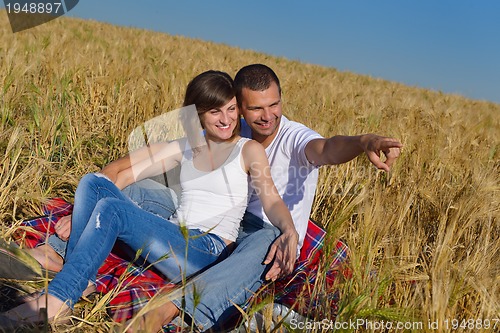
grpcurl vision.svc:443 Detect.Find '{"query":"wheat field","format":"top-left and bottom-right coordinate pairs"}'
top-left (0, 13), bottom-right (499, 332)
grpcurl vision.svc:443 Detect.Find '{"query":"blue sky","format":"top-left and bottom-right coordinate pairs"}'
top-left (3, 1), bottom-right (499, 104)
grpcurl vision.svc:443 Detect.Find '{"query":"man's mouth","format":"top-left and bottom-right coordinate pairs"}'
top-left (255, 121), bottom-right (272, 129)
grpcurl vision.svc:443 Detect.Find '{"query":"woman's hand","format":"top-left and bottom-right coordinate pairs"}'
top-left (264, 230), bottom-right (298, 281)
top-left (55, 215), bottom-right (72, 241)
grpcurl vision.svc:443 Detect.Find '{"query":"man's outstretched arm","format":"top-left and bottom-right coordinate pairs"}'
top-left (305, 134), bottom-right (402, 171)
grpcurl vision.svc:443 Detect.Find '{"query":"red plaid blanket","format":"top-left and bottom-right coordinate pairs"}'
top-left (15, 198), bottom-right (349, 323)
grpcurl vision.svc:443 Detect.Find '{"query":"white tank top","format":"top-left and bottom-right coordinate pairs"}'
top-left (171, 138), bottom-right (250, 242)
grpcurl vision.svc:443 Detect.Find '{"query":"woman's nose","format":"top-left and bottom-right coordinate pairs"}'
top-left (220, 111), bottom-right (230, 124)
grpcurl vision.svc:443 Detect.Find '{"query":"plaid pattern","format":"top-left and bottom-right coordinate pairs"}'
top-left (16, 198), bottom-right (73, 248)
top-left (270, 238), bottom-right (349, 318)
top-left (15, 198), bottom-right (349, 325)
top-left (92, 252), bottom-right (176, 322)
top-left (249, 221), bottom-right (350, 320)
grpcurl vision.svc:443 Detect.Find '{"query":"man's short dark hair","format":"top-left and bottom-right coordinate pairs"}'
top-left (234, 64), bottom-right (281, 104)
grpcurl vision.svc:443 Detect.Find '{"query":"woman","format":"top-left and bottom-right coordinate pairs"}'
top-left (1, 70), bottom-right (298, 326)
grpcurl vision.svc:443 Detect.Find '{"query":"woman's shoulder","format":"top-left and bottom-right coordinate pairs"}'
top-left (237, 136), bottom-right (252, 145)
top-left (241, 138), bottom-right (261, 149)
top-left (240, 139), bottom-right (266, 172)
top-left (241, 139), bottom-right (266, 161)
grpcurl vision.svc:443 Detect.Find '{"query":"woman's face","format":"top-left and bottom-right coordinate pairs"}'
top-left (200, 97), bottom-right (238, 142)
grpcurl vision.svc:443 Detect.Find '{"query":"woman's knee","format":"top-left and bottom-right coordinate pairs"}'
top-left (76, 173), bottom-right (113, 195)
top-left (78, 173), bottom-right (103, 188)
top-left (78, 173), bottom-right (95, 188)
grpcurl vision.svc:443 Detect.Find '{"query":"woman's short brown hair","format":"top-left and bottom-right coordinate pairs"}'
top-left (183, 70), bottom-right (240, 138)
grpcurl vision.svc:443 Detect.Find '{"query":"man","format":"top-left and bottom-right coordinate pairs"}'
top-left (3, 64), bottom-right (401, 331)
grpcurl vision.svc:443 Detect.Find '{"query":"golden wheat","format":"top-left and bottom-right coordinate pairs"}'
top-left (1, 12), bottom-right (498, 332)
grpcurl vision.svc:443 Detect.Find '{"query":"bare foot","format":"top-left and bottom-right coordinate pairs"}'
top-left (26, 244), bottom-right (64, 272)
top-left (5, 293), bottom-right (70, 324)
top-left (125, 301), bottom-right (180, 332)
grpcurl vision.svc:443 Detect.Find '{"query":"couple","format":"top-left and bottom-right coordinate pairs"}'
top-left (1, 64), bottom-right (402, 331)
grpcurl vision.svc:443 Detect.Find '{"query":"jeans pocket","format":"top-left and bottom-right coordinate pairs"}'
top-left (188, 230), bottom-right (226, 257)
top-left (206, 233), bottom-right (227, 256)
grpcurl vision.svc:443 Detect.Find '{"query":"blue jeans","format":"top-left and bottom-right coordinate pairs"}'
top-left (170, 212), bottom-right (280, 331)
top-left (47, 173), bottom-right (228, 308)
top-left (46, 178), bottom-right (178, 258)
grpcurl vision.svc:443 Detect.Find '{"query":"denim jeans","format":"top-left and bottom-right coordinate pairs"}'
top-left (46, 178), bottom-right (178, 258)
top-left (170, 212), bottom-right (280, 331)
top-left (47, 173), bottom-right (228, 308)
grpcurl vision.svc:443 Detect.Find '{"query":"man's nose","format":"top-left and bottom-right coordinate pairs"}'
top-left (261, 108), bottom-right (272, 121)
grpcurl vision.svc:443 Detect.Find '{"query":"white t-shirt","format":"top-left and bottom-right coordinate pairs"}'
top-left (241, 116), bottom-right (322, 251)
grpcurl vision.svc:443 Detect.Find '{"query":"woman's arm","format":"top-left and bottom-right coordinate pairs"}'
top-left (104, 141), bottom-right (182, 190)
top-left (242, 140), bottom-right (299, 280)
top-left (101, 142), bottom-right (169, 183)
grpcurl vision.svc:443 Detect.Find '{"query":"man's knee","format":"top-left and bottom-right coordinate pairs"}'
top-left (233, 227), bottom-right (280, 259)
top-left (256, 226), bottom-right (281, 244)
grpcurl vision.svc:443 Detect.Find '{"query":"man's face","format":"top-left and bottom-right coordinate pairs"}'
top-left (239, 81), bottom-right (282, 147)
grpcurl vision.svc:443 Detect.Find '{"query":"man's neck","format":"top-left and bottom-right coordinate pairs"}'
top-left (252, 131), bottom-right (277, 149)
